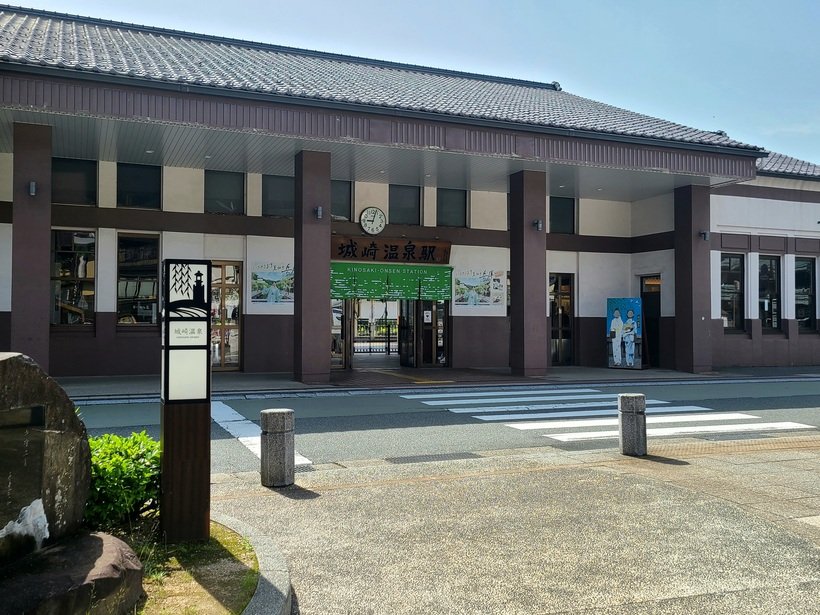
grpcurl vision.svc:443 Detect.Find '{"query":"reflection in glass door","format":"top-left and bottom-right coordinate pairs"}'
top-left (211, 262), bottom-right (241, 370)
top-left (399, 300), bottom-right (415, 367)
top-left (419, 300), bottom-right (449, 367)
top-left (549, 274), bottom-right (573, 366)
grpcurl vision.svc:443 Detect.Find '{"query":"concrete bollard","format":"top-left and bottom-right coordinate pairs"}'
top-left (260, 409), bottom-right (295, 487)
top-left (618, 393), bottom-right (647, 457)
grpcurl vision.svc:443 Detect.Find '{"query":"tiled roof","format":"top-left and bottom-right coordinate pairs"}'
top-left (0, 7), bottom-right (763, 152)
top-left (757, 152), bottom-right (820, 179)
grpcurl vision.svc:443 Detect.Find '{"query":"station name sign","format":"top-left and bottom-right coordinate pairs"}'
top-left (161, 259), bottom-right (212, 404)
top-left (332, 235), bottom-right (451, 264)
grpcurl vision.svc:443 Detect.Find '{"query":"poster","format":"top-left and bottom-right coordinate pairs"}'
top-left (454, 269), bottom-right (505, 307)
top-left (251, 263), bottom-right (294, 303)
top-left (606, 297), bottom-right (642, 370)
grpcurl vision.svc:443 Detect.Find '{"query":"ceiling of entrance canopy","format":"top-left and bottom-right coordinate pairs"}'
top-left (0, 108), bottom-right (724, 202)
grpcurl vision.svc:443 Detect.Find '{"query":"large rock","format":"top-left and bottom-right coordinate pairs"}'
top-left (0, 531), bottom-right (144, 614)
top-left (0, 352), bottom-right (91, 566)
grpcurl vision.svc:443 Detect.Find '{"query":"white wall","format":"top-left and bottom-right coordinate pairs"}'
top-left (163, 167), bottom-right (204, 213)
top-left (423, 186), bottom-right (436, 227)
top-left (0, 154), bottom-right (12, 202)
top-left (0, 224), bottom-right (11, 311)
top-left (247, 173), bottom-right (262, 217)
top-left (631, 250), bottom-right (675, 317)
top-left (162, 232), bottom-right (204, 259)
top-left (354, 182), bottom-right (388, 222)
top-left (95, 228), bottom-right (117, 312)
top-left (577, 252), bottom-right (631, 317)
top-left (204, 234), bottom-right (245, 261)
top-left (578, 198), bottom-right (631, 237)
top-left (632, 193), bottom-right (674, 236)
top-left (745, 176), bottom-right (820, 193)
top-left (470, 190), bottom-right (507, 230)
top-left (712, 194), bottom-right (820, 236)
top-left (710, 251), bottom-right (722, 320)
top-left (98, 161), bottom-right (116, 209)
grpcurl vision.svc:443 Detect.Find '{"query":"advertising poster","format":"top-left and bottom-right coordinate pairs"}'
top-left (454, 269), bottom-right (505, 307)
top-left (251, 263), bottom-right (294, 303)
top-left (606, 297), bottom-right (642, 369)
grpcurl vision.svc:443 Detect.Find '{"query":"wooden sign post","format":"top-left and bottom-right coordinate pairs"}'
top-left (160, 260), bottom-right (212, 543)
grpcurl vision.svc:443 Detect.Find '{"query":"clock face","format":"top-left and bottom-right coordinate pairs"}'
top-left (360, 207), bottom-right (387, 235)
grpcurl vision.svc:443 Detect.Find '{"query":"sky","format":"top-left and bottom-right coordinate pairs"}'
top-left (15, 0), bottom-right (820, 164)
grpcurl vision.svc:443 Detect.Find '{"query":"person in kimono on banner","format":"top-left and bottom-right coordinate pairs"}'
top-left (609, 308), bottom-right (624, 366)
top-left (623, 308), bottom-right (637, 367)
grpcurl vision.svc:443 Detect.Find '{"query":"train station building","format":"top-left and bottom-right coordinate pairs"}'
top-left (1, 6), bottom-right (819, 382)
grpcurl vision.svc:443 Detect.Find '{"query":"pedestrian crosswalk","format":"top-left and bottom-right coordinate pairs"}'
top-left (211, 401), bottom-right (311, 465)
top-left (401, 388), bottom-right (816, 442)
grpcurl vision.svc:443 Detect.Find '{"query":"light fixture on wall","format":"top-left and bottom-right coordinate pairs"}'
top-left (532, 219), bottom-right (544, 231)
top-left (314, 206), bottom-right (323, 220)
top-left (698, 230), bottom-right (711, 241)
top-left (28, 180), bottom-right (37, 197)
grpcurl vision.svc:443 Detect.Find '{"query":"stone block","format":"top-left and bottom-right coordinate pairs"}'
top-left (618, 393), bottom-right (647, 457)
top-left (261, 409), bottom-right (294, 488)
top-left (0, 352), bottom-right (91, 566)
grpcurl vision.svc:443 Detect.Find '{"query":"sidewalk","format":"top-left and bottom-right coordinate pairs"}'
top-left (57, 364), bottom-right (820, 401)
top-left (214, 433), bottom-right (820, 615)
top-left (60, 364), bottom-right (820, 613)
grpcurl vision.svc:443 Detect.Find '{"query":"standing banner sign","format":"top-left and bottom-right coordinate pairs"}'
top-left (160, 259), bottom-right (212, 543)
top-left (162, 260), bottom-right (212, 403)
top-left (607, 297), bottom-right (642, 369)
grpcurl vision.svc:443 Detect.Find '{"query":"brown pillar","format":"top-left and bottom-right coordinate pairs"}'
top-left (509, 170), bottom-right (548, 377)
top-left (11, 123), bottom-right (52, 370)
top-left (294, 151), bottom-right (331, 383)
top-left (674, 185), bottom-right (713, 373)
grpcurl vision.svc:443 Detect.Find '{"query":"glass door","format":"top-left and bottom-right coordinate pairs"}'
top-left (418, 300), bottom-right (449, 367)
top-left (210, 262), bottom-right (241, 370)
top-left (399, 300), bottom-right (416, 367)
top-left (640, 275), bottom-right (661, 368)
top-left (549, 274), bottom-right (573, 366)
top-left (331, 299), bottom-right (344, 369)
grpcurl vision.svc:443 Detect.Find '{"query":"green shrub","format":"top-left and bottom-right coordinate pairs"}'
top-left (85, 431), bottom-right (161, 529)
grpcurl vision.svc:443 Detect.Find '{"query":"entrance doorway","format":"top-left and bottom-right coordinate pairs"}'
top-left (640, 275), bottom-right (661, 367)
top-left (332, 299), bottom-right (400, 369)
top-left (549, 273), bottom-right (573, 366)
top-left (399, 300), bottom-right (449, 367)
top-left (210, 262), bottom-right (241, 370)
top-left (329, 262), bottom-right (453, 370)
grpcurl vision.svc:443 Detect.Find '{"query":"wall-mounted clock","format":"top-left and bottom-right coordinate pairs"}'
top-left (360, 206), bottom-right (387, 235)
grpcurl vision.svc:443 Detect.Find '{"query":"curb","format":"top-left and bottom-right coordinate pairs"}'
top-left (211, 511), bottom-right (292, 615)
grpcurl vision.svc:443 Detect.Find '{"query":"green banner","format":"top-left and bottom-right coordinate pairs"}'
top-left (331, 262), bottom-right (452, 300)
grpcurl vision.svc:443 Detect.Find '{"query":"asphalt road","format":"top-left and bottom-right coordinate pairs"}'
top-left (80, 377), bottom-right (820, 474)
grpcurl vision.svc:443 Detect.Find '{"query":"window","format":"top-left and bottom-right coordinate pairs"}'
top-left (759, 255), bottom-right (781, 330)
top-left (51, 230), bottom-right (95, 325)
top-left (118, 163), bottom-right (161, 209)
top-left (262, 175), bottom-right (294, 217)
top-left (52, 158), bottom-right (97, 205)
top-left (331, 180), bottom-right (352, 220)
top-left (549, 197), bottom-right (575, 234)
top-left (795, 257), bottom-right (816, 331)
top-left (205, 171), bottom-right (244, 214)
top-left (389, 184), bottom-right (420, 225)
top-left (117, 235), bottom-right (159, 325)
top-left (720, 253), bottom-right (744, 330)
top-left (437, 188), bottom-right (467, 227)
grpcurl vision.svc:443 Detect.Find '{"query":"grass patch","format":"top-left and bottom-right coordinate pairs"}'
top-left (115, 517), bottom-right (259, 614)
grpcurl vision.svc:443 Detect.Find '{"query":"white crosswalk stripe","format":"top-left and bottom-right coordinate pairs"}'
top-left (420, 388), bottom-right (817, 442)
top-left (211, 401), bottom-right (311, 465)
